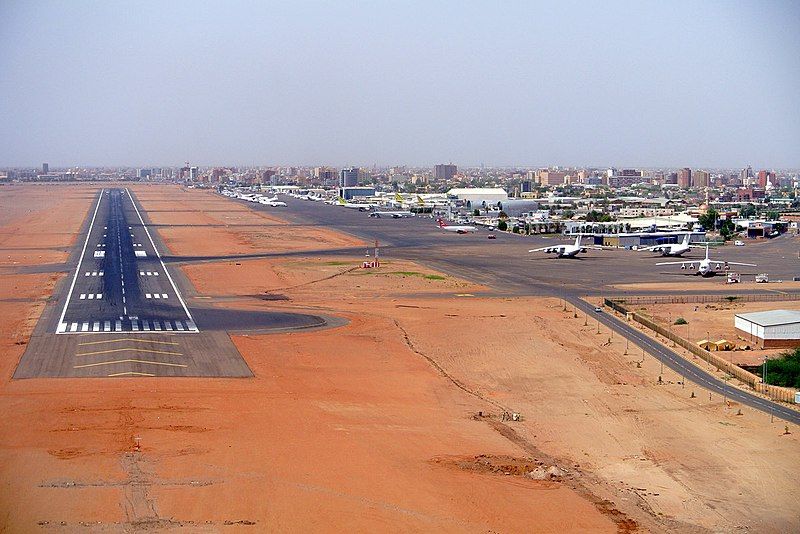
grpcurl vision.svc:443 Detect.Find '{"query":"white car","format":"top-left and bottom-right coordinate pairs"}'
top-left (734, 240), bottom-right (745, 246)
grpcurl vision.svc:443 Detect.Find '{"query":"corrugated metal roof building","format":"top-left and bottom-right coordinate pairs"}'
top-left (735, 310), bottom-right (800, 349)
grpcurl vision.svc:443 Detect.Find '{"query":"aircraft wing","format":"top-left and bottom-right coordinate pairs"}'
top-left (529, 246), bottom-right (562, 253)
top-left (709, 261), bottom-right (757, 267)
top-left (656, 260), bottom-right (698, 266)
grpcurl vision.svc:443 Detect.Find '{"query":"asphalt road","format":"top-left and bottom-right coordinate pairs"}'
top-left (269, 196), bottom-right (800, 296)
top-left (252, 194), bottom-right (800, 423)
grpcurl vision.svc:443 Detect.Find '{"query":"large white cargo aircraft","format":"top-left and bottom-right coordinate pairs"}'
top-left (529, 235), bottom-right (593, 258)
top-left (436, 218), bottom-right (477, 234)
top-left (656, 245), bottom-right (755, 277)
top-left (640, 233), bottom-right (692, 256)
top-left (370, 211), bottom-right (415, 218)
top-left (336, 198), bottom-right (375, 211)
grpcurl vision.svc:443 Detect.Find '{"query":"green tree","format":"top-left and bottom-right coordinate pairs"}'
top-left (473, 208), bottom-right (480, 216)
top-left (765, 210), bottom-right (779, 221)
top-left (497, 220), bottom-right (508, 231)
top-left (562, 209), bottom-right (575, 220)
top-left (697, 208), bottom-right (718, 231)
top-left (739, 203), bottom-right (756, 218)
top-left (764, 349), bottom-right (800, 388)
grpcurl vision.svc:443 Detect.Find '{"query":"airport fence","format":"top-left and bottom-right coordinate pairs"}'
top-left (607, 293), bottom-right (800, 306)
top-left (606, 298), bottom-right (798, 404)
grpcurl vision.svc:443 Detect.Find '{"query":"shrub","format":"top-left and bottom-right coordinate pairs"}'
top-left (674, 317), bottom-right (687, 325)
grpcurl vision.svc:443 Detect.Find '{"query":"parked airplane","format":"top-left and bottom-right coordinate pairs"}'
top-left (529, 235), bottom-right (598, 258)
top-left (656, 245), bottom-right (756, 277)
top-left (337, 198), bottom-right (374, 211)
top-left (640, 233), bottom-right (693, 256)
top-left (370, 211), bottom-right (415, 218)
top-left (259, 197), bottom-right (287, 207)
top-left (437, 218), bottom-right (477, 234)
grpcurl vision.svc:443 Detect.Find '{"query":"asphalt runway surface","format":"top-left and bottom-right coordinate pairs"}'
top-left (251, 195), bottom-right (800, 424)
top-left (267, 196), bottom-right (800, 297)
top-left (14, 188), bottom-right (330, 378)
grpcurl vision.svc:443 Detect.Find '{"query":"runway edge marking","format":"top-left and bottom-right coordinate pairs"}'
top-left (125, 187), bottom-right (199, 332)
top-left (56, 189), bottom-right (104, 334)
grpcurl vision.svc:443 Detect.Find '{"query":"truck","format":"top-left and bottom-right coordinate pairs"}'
top-left (726, 272), bottom-right (741, 284)
top-left (755, 273), bottom-right (769, 283)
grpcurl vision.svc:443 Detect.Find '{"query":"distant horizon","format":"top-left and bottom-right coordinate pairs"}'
top-left (2, 1), bottom-right (799, 168)
top-left (4, 162), bottom-right (800, 172)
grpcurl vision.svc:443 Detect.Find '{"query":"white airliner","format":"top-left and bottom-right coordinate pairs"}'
top-left (437, 218), bottom-right (477, 234)
top-left (370, 211), bottom-right (415, 218)
top-left (656, 245), bottom-right (756, 277)
top-left (529, 235), bottom-right (592, 258)
top-left (259, 197), bottom-right (287, 207)
top-left (640, 233), bottom-right (692, 256)
top-left (337, 198), bottom-right (374, 211)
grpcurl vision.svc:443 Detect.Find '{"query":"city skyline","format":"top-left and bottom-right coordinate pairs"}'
top-left (1, 1), bottom-right (799, 168)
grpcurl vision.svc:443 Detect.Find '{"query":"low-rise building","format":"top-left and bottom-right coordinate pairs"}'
top-left (735, 310), bottom-right (800, 349)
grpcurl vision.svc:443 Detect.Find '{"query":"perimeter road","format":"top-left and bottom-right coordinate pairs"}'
top-left (569, 296), bottom-right (800, 425)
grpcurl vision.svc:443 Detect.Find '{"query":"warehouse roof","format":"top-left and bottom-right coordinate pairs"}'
top-left (735, 310), bottom-right (800, 327)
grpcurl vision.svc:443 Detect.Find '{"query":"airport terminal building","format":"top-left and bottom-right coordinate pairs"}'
top-left (735, 310), bottom-right (800, 349)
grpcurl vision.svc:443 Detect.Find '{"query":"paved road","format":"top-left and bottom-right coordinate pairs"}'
top-left (570, 297), bottom-right (800, 425)
top-left (250, 194), bottom-right (800, 423)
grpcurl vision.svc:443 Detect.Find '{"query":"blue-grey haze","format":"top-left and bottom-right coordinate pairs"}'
top-left (1, 1), bottom-right (798, 168)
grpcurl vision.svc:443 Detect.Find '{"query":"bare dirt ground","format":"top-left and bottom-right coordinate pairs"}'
top-left (1, 184), bottom-right (798, 532)
top-left (0, 185), bottom-right (616, 532)
top-left (634, 300), bottom-right (800, 366)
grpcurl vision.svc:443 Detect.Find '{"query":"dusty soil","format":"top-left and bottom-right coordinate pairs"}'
top-left (1, 183), bottom-right (798, 532)
top-left (0, 184), bottom-right (616, 533)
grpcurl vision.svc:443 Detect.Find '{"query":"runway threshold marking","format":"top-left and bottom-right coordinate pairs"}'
top-left (77, 338), bottom-right (179, 346)
top-left (76, 348), bottom-right (183, 356)
top-left (56, 189), bottom-right (104, 333)
top-left (126, 187), bottom-right (198, 330)
top-left (74, 359), bottom-right (188, 369)
top-left (108, 371), bottom-right (156, 377)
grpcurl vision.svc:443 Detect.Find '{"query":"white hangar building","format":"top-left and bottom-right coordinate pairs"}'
top-left (735, 310), bottom-right (800, 349)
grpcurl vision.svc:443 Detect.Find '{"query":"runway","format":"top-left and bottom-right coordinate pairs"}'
top-left (14, 188), bottom-right (331, 378)
top-left (55, 188), bottom-right (197, 334)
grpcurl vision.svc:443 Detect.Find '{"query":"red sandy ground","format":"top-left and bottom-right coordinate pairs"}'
top-left (0, 185), bottom-right (618, 532)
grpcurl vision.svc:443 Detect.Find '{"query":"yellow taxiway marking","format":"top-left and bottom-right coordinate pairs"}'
top-left (74, 359), bottom-right (188, 369)
top-left (455, 293), bottom-right (474, 297)
top-left (107, 371), bottom-right (156, 377)
top-left (76, 348), bottom-right (183, 357)
top-left (78, 338), bottom-right (179, 347)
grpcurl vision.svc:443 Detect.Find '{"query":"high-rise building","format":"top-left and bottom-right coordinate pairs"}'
top-left (189, 167), bottom-right (198, 181)
top-left (693, 170), bottom-right (709, 188)
top-left (339, 167), bottom-right (359, 187)
top-left (434, 164), bottom-right (457, 181)
top-left (537, 169), bottom-right (567, 186)
top-left (677, 168), bottom-right (692, 188)
top-left (42, 163), bottom-right (49, 174)
top-left (757, 170), bottom-right (776, 188)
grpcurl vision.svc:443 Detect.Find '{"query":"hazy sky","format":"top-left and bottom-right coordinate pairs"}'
top-left (1, 1), bottom-right (798, 168)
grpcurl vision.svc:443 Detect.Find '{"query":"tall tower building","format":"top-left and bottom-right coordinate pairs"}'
top-left (434, 164), bottom-right (457, 181)
top-left (677, 168), bottom-right (692, 188)
top-left (339, 167), bottom-right (359, 187)
top-left (42, 163), bottom-right (49, 174)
